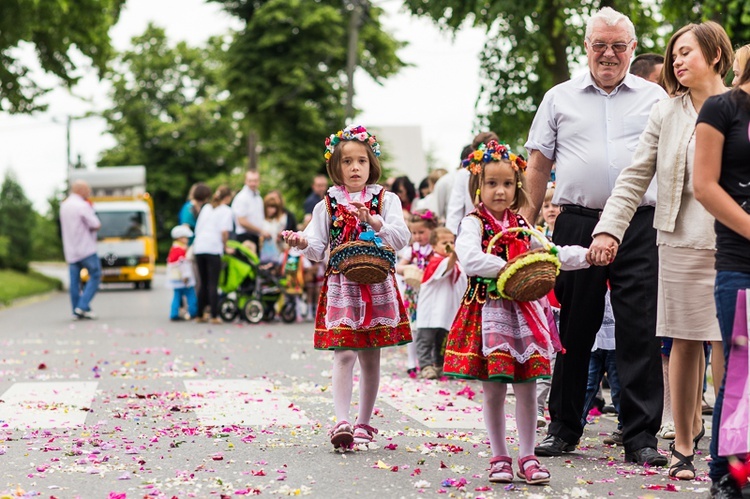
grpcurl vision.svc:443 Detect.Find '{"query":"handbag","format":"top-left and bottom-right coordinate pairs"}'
top-left (718, 289), bottom-right (750, 457)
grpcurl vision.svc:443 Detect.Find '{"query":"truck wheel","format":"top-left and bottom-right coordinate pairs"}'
top-left (219, 297), bottom-right (239, 322)
top-left (143, 280), bottom-right (152, 290)
top-left (243, 300), bottom-right (264, 324)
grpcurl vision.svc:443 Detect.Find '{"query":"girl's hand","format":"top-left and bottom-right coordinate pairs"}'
top-left (281, 230), bottom-right (308, 250)
top-left (351, 202), bottom-right (383, 231)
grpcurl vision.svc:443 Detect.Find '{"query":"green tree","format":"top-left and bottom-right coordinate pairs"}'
top-left (0, 0), bottom-right (124, 113)
top-left (98, 24), bottom-right (245, 254)
top-left (662, 1), bottom-right (750, 46)
top-left (213, 0), bottom-right (408, 205)
top-left (402, 1), bottom-right (664, 148)
top-left (0, 171), bottom-right (35, 271)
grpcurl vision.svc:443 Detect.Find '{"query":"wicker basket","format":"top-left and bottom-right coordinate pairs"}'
top-left (329, 240), bottom-right (396, 284)
top-left (489, 227), bottom-right (561, 302)
top-left (403, 265), bottom-right (424, 290)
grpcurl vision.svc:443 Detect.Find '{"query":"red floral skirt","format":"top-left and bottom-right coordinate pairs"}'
top-left (443, 299), bottom-right (550, 383)
top-left (313, 274), bottom-right (412, 350)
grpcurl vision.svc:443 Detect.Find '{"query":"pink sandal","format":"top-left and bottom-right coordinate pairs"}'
top-left (328, 420), bottom-right (353, 449)
top-left (353, 423), bottom-right (378, 444)
top-left (488, 455), bottom-right (513, 483)
top-left (516, 455), bottom-right (551, 485)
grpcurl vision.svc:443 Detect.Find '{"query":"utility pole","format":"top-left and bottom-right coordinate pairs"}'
top-left (345, 0), bottom-right (364, 122)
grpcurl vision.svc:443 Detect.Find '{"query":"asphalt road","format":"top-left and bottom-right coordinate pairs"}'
top-left (0, 264), bottom-right (714, 498)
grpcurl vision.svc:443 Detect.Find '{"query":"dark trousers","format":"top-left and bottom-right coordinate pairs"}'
top-left (549, 207), bottom-right (662, 453)
top-left (416, 328), bottom-right (448, 368)
top-left (195, 253), bottom-right (222, 318)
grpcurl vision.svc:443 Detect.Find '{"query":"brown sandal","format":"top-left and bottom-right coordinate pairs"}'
top-left (488, 456), bottom-right (514, 483)
top-left (353, 423), bottom-right (378, 444)
top-left (517, 455), bottom-right (551, 485)
top-left (328, 420), bottom-right (353, 449)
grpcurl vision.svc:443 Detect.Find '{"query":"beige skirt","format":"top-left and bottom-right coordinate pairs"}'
top-left (656, 245), bottom-right (721, 341)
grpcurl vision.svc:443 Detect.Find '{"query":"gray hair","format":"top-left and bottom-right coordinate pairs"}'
top-left (586, 7), bottom-right (636, 41)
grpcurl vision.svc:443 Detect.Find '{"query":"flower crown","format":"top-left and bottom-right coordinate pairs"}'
top-left (461, 140), bottom-right (527, 175)
top-left (324, 124), bottom-right (381, 163)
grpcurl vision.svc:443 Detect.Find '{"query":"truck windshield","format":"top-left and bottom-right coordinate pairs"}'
top-left (97, 210), bottom-right (151, 239)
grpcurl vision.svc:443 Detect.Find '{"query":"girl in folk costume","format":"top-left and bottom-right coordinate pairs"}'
top-left (282, 125), bottom-right (412, 449)
top-left (443, 141), bottom-right (589, 485)
top-left (396, 210), bottom-right (438, 376)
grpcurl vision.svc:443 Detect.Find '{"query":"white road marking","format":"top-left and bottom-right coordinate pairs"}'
top-left (379, 379), bottom-right (504, 430)
top-left (184, 379), bottom-right (310, 427)
top-left (0, 381), bottom-right (98, 429)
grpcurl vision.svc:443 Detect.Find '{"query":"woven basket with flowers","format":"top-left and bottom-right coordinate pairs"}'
top-left (329, 229), bottom-right (396, 284)
top-left (489, 227), bottom-right (561, 302)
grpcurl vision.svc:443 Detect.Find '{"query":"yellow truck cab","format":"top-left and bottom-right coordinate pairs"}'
top-left (69, 166), bottom-right (157, 289)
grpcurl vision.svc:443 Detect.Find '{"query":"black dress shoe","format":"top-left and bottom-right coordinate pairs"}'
top-left (625, 446), bottom-right (668, 467)
top-left (534, 434), bottom-right (577, 456)
top-left (710, 473), bottom-right (743, 499)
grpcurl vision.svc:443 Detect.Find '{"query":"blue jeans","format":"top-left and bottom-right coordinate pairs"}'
top-left (709, 270), bottom-right (750, 483)
top-left (581, 348), bottom-right (622, 430)
top-left (68, 253), bottom-right (101, 314)
top-left (171, 287), bottom-right (198, 319)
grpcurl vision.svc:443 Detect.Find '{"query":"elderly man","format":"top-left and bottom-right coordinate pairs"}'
top-left (232, 170), bottom-right (267, 248)
top-left (522, 7), bottom-right (668, 466)
top-left (60, 180), bottom-right (102, 320)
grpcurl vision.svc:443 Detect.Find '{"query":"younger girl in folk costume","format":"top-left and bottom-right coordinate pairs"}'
top-left (396, 210), bottom-right (438, 376)
top-left (443, 141), bottom-right (589, 485)
top-left (282, 125), bottom-right (412, 449)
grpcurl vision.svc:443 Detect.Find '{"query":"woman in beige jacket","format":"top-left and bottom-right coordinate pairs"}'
top-left (588, 22), bottom-right (732, 480)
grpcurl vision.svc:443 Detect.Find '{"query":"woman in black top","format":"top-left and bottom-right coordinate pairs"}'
top-left (694, 59), bottom-right (750, 499)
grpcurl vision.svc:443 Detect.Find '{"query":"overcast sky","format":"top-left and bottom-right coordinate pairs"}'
top-left (0, 0), bottom-right (488, 213)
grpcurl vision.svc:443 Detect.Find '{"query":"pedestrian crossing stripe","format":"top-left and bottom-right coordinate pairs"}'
top-left (184, 379), bottom-right (310, 427)
top-left (0, 379), bottom-right (499, 431)
top-left (0, 381), bottom-right (98, 429)
top-left (378, 378), bottom-right (492, 430)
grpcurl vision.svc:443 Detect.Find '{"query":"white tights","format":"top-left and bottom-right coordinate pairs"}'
top-left (483, 381), bottom-right (538, 458)
top-left (332, 349), bottom-right (381, 425)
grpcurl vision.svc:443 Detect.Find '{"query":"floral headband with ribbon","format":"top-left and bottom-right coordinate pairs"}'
top-left (324, 124), bottom-right (381, 164)
top-left (461, 140), bottom-right (527, 175)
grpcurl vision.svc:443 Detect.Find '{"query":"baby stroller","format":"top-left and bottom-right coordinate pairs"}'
top-left (219, 240), bottom-right (297, 324)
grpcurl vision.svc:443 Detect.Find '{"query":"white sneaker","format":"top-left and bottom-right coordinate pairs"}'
top-left (537, 408), bottom-right (547, 428)
top-left (74, 308), bottom-right (97, 320)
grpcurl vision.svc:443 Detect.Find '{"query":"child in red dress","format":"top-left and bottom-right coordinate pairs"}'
top-left (282, 125), bottom-right (411, 449)
top-left (444, 141), bottom-right (589, 484)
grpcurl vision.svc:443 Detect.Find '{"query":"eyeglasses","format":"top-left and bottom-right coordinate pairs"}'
top-left (588, 41), bottom-right (633, 53)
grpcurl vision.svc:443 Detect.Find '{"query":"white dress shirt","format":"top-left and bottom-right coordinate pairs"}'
top-left (231, 185), bottom-right (264, 236)
top-left (525, 72), bottom-right (667, 210)
top-left (446, 168), bottom-right (475, 234)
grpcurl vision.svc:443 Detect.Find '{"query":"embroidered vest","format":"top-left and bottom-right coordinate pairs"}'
top-left (325, 187), bottom-right (386, 251)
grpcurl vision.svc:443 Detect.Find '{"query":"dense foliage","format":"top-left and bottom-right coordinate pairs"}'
top-left (0, 0), bottom-right (124, 113)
